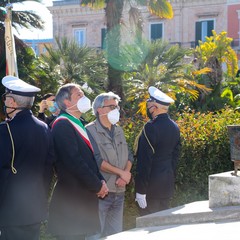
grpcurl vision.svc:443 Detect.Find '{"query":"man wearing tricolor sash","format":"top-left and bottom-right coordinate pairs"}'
top-left (47, 83), bottom-right (108, 240)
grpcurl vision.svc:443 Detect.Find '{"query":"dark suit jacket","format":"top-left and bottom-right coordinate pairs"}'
top-left (47, 113), bottom-right (104, 235)
top-left (38, 112), bottom-right (56, 128)
top-left (0, 109), bottom-right (54, 226)
top-left (135, 113), bottom-right (180, 199)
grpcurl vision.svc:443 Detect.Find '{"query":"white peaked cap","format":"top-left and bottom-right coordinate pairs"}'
top-left (2, 75), bottom-right (40, 97)
top-left (148, 86), bottom-right (174, 106)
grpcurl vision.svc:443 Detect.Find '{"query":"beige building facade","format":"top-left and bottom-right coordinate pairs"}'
top-left (49, 0), bottom-right (238, 56)
top-left (49, 0), bottom-right (105, 48)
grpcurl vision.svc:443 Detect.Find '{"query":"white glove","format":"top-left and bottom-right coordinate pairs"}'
top-left (135, 193), bottom-right (147, 209)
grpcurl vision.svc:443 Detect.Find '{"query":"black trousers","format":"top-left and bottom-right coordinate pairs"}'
top-left (0, 223), bottom-right (41, 240)
top-left (139, 198), bottom-right (170, 216)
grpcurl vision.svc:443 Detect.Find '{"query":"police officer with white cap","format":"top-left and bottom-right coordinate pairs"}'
top-left (0, 76), bottom-right (54, 240)
top-left (135, 86), bottom-right (180, 215)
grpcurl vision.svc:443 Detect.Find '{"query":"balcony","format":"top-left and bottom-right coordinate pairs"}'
top-left (231, 39), bottom-right (240, 50)
top-left (53, 0), bottom-right (81, 6)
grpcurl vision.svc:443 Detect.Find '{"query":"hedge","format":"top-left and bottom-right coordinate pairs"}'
top-left (172, 108), bottom-right (240, 205)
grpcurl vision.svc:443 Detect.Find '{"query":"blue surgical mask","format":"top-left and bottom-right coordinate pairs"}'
top-left (48, 102), bottom-right (59, 113)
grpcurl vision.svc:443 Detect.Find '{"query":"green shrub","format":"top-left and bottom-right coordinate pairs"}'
top-left (172, 108), bottom-right (240, 206)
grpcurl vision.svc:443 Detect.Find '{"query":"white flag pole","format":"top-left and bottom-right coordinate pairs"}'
top-left (5, 3), bottom-right (19, 77)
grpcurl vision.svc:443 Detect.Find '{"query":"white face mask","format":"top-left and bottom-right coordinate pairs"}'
top-left (107, 109), bottom-right (120, 125)
top-left (77, 96), bottom-right (91, 113)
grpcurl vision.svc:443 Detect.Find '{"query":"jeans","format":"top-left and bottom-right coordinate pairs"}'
top-left (98, 192), bottom-right (125, 237)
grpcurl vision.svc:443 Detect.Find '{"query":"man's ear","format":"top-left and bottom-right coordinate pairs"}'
top-left (97, 107), bottom-right (102, 115)
top-left (9, 97), bottom-right (17, 107)
top-left (63, 99), bottom-right (71, 108)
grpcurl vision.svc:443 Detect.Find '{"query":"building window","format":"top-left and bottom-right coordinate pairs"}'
top-left (150, 23), bottom-right (163, 41)
top-left (101, 28), bottom-right (107, 49)
top-left (195, 20), bottom-right (214, 46)
top-left (34, 46), bottom-right (39, 56)
top-left (74, 28), bottom-right (86, 46)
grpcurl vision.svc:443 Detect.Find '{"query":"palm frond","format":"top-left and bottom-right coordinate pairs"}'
top-left (122, 39), bottom-right (212, 114)
top-left (148, 0), bottom-right (173, 19)
top-left (0, 1), bottom-right (45, 31)
top-left (81, 0), bottom-right (105, 10)
top-left (13, 11), bottom-right (44, 31)
top-left (192, 67), bottom-right (212, 75)
top-left (40, 37), bottom-right (108, 93)
top-left (128, 6), bottom-right (143, 32)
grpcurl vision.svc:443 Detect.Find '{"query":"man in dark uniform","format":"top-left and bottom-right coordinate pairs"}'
top-left (47, 83), bottom-right (108, 240)
top-left (0, 76), bottom-right (54, 240)
top-left (135, 86), bottom-right (180, 216)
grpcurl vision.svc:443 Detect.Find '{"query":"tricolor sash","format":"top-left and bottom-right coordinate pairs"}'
top-left (52, 113), bottom-right (93, 152)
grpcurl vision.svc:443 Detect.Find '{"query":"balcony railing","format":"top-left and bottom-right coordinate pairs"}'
top-left (231, 39), bottom-right (240, 49)
top-left (53, 0), bottom-right (81, 6)
top-left (168, 41), bottom-right (199, 48)
top-left (169, 39), bottom-right (240, 50)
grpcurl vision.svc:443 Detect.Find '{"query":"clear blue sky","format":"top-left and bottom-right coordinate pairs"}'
top-left (13, 0), bottom-right (53, 40)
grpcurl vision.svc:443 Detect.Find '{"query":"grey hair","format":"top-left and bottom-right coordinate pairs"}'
top-left (55, 83), bottom-right (80, 111)
top-left (92, 92), bottom-right (121, 116)
top-left (11, 94), bottom-right (34, 108)
top-left (156, 103), bottom-right (169, 111)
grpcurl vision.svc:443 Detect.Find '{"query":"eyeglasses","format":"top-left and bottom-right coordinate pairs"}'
top-left (102, 105), bottom-right (120, 110)
top-left (2, 93), bottom-right (14, 102)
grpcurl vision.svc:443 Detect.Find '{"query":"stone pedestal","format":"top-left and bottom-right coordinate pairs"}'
top-left (136, 201), bottom-right (240, 228)
top-left (209, 171), bottom-right (240, 208)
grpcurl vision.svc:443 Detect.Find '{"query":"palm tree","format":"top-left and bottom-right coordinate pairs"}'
top-left (119, 39), bottom-right (211, 115)
top-left (39, 37), bottom-right (108, 95)
top-left (195, 31), bottom-right (238, 88)
top-left (194, 30), bottom-right (239, 111)
top-left (0, 0), bottom-right (50, 120)
top-left (0, 0), bottom-right (47, 83)
top-left (0, 0), bottom-right (45, 54)
top-left (81, 0), bottom-right (173, 99)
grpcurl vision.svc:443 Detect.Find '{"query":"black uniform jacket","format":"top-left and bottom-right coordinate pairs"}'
top-left (38, 112), bottom-right (56, 128)
top-left (135, 113), bottom-right (180, 199)
top-left (47, 112), bottom-right (104, 235)
top-left (0, 109), bottom-right (54, 226)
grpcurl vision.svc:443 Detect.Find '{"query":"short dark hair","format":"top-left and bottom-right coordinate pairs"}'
top-left (41, 93), bottom-right (55, 101)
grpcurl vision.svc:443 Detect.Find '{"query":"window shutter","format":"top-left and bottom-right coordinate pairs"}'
top-left (195, 22), bottom-right (202, 46)
top-left (74, 29), bottom-right (85, 46)
top-left (101, 28), bottom-right (107, 49)
top-left (151, 23), bottom-right (162, 40)
top-left (207, 20), bottom-right (214, 37)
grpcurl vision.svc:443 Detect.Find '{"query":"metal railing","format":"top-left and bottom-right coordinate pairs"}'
top-left (53, 0), bottom-right (81, 6)
top-left (169, 39), bottom-right (240, 50)
top-left (231, 39), bottom-right (240, 49)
